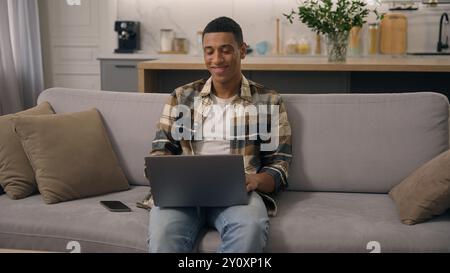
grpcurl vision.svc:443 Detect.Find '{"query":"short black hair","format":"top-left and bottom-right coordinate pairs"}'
top-left (202, 16), bottom-right (244, 45)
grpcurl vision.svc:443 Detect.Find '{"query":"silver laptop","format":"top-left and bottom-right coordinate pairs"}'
top-left (144, 154), bottom-right (250, 207)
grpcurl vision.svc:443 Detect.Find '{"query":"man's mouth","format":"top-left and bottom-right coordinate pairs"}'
top-left (211, 66), bottom-right (228, 74)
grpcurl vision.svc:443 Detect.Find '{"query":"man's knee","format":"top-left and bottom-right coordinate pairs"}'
top-left (148, 207), bottom-right (202, 253)
top-left (219, 217), bottom-right (269, 253)
top-left (148, 226), bottom-right (194, 253)
top-left (240, 218), bottom-right (269, 240)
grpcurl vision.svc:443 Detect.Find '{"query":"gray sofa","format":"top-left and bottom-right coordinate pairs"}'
top-left (1, 88), bottom-right (449, 253)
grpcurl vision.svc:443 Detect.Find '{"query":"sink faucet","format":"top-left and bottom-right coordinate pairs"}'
top-left (437, 12), bottom-right (449, 52)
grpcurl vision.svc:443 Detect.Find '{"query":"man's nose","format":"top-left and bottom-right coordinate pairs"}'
top-left (211, 51), bottom-right (224, 64)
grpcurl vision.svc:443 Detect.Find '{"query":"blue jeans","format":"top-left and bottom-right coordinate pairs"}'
top-left (148, 191), bottom-right (269, 253)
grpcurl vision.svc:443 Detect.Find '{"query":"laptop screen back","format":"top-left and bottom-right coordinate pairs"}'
top-left (145, 155), bottom-right (249, 207)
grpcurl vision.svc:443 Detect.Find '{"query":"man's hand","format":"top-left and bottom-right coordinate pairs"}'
top-left (245, 173), bottom-right (275, 194)
top-left (245, 174), bottom-right (259, 192)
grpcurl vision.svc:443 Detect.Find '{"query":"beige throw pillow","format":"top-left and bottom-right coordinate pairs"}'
top-left (0, 102), bottom-right (54, 199)
top-left (389, 149), bottom-right (450, 225)
top-left (13, 108), bottom-right (129, 204)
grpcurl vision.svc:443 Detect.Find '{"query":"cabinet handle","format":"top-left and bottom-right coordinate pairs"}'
top-left (114, 65), bottom-right (136, 68)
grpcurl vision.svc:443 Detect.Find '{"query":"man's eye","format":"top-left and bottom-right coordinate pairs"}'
top-left (221, 46), bottom-right (234, 54)
top-left (204, 49), bottom-right (213, 55)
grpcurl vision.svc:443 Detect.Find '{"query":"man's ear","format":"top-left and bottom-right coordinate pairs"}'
top-left (240, 42), bottom-right (247, 59)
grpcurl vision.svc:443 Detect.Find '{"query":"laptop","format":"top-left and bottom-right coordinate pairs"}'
top-left (144, 154), bottom-right (250, 207)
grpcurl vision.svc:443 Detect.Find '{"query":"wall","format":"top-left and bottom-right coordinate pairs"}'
top-left (116, 0), bottom-right (450, 55)
top-left (38, 0), bottom-right (450, 89)
top-left (405, 3), bottom-right (450, 52)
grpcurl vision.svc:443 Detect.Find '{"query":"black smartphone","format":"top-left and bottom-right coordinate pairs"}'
top-left (100, 201), bottom-right (132, 212)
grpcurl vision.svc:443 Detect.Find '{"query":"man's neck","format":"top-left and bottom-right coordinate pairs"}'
top-left (212, 75), bottom-right (242, 99)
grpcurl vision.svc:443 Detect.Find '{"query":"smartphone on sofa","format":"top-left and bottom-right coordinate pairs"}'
top-left (100, 201), bottom-right (132, 212)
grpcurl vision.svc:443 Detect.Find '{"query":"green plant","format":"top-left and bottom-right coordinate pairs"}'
top-left (284, 0), bottom-right (383, 35)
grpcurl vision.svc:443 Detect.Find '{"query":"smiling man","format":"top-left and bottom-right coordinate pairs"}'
top-left (147, 17), bottom-right (292, 253)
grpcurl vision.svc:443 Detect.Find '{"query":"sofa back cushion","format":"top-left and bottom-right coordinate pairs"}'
top-left (389, 148), bottom-right (450, 225)
top-left (38, 88), bottom-right (166, 186)
top-left (0, 102), bottom-right (55, 199)
top-left (13, 108), bottom-right (130, 203)
top-left (283, 92), bottom-right (449, 193)
top-left (38, 89), bottom-right (449, 192)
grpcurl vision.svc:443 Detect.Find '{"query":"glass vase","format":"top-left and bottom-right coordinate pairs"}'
top-left (326, 31), bottom-right (350, 62)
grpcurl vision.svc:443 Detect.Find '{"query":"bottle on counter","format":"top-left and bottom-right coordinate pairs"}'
top-left (195, 30), bottom-right (203, 56)
top-left (174, 38), bottom-right (188, 53)
top-left (160, 29), bottom-right (174, 52)
top-left (368, 23), bottom-right (380, 55)
top-left (297, 37), bottom-right (311, 55)
top-left (285, 37), bottom-right (298, 55)
top-left (314, 33), bottom-right (322, 55)
top-left (348, 26), bottom-right (362, 56)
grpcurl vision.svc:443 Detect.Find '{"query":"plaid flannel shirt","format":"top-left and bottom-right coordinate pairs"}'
top-left (140, 75), bottom-right (292, 216)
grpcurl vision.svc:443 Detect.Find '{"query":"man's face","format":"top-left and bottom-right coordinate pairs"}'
top-left (203, 32), bottom-right (246, 85)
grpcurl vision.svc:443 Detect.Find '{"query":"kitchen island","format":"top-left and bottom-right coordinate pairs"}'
top-left (137, 55), bottom-right (450, 97)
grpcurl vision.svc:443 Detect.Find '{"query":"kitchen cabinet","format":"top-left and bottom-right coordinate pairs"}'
top-left (100, 59), bottom-right (150, 92)
top-left (139, 69), bottom-right (350, 93)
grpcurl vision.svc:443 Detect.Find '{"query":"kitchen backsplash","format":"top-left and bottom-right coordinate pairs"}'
top-left (116, 0), bottom-right (450, 55)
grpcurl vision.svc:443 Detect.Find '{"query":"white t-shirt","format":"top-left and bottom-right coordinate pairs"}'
top-left (193, 94), bottom-right (236, 155)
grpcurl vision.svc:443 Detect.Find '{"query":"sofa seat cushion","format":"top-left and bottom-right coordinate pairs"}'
top-left (0, 186), bottom-right (150, 253)
top-left (198, 191), bottom-right (450, 253)
top-left (3, 189), bottom-right (449, 253)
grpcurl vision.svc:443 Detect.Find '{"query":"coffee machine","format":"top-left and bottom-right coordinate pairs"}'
top-left (114, 21), bottom-right (140, 53)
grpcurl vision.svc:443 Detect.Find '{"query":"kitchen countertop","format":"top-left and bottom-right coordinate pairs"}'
top-left (137, 55), bottom-right (450, 72)
top-left (97, 53), bottom-right (159, 60)
top-left (136, 54), bottom-right (450, 92)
